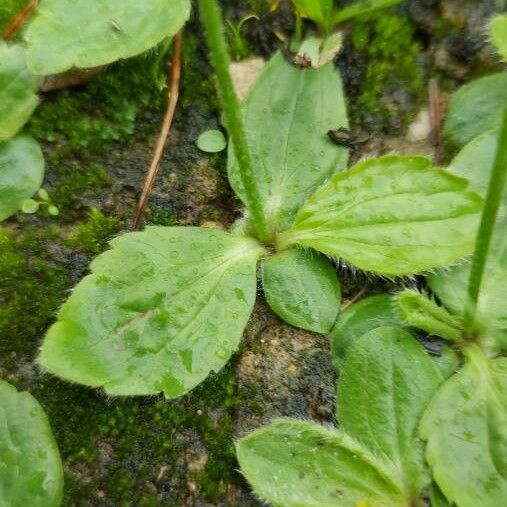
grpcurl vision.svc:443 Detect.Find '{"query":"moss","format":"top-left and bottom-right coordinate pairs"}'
top-left (347, 11), bottom-right (425, 131)
top-left (67, 208), bottom-right (121, 254)
top-left (0, 227), bottom-right (69, 355)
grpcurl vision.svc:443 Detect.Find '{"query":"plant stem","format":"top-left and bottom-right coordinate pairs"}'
top-left (2, 0), bottom-right (38, 40)
top-left (198, 0), bottom-right (270, 244)
top-left (333, 0), bottom-right (402, 25)
top-left (133, 31), bottom-right (183, 230)
top-left (464, 99), bottom-right (507, 334)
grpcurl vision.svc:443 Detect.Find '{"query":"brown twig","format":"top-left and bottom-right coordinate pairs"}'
top-left (429, 78), bottom-right (443, 165)
top-left (132, 31), bottom-right (183, 230)
top-left (2, 0), bottom-right (38, 40)
top-left (341, 287), bottom-right (367, 311)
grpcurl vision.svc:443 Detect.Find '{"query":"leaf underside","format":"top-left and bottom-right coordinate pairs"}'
top-left (39, 227), bottom-right (264, 398)
top-left (338, 327), bottom-right (443, 498)
top-left (228, 51), bottom-right (349, 232)
top-left (0, 42), bottom-right (41, 142)
top-left (280, 155), bottom-right (483, 276)
top-left (0, 135), bottom-right (45, 222)
top-left (236, 418), bottom-right (406, 507)
top-left (262, 248), bottom-right (341, 334)
top-left (420, 351), bottom-right (507, 507)
top-left (0, 380), bottom-right (63, 507)
top-left (24, 0), bottom-right (191, 75)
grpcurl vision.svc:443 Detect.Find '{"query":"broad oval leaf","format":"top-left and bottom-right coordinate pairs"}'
top-left (491, 14), bottom-right (507, 61)
top-left (395, 290), bottom-right (463, 343)
top-left (24, 0), bottom-right (191, 75)
top-left (0, 135), bottom-right (45, 222)
top-left (420, 348), bottom-right (507, 507)
top-left (236, 418), bottom-right (406, 507)
top-left (0, 42), bottom-right (41, 142)
top-left (329, 294), bottom-right (406, 370)
top-left (278, 155), bottom-right (483, 276)
top-left (39, 227), bottom-right (264, 398)
top-left (338, 327), bottom-right (443, 499)
top-left (228, 52), bottom-right (349, 232)
top-left (261, 248), bottom-right (341, 334)
top-left (443, 72), bottom-right (507, 147)
top-left (0, 380), bottom-right (63, 507)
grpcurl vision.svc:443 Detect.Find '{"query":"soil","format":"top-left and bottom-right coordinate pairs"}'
top-left (0, 1), bottom-right (504, 505)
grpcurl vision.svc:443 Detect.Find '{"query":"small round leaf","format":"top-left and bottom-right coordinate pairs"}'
top-left (196, 129), bottom-right (227, 153)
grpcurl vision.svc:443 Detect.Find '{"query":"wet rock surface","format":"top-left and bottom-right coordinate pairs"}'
top-left (0, 0), bottom-right (504, 505)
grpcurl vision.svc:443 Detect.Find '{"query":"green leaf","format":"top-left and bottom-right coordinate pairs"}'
top-left (261, 248), bottom-right (341, 334)
top-left (0, 135), bottom-right (45, 222)
top-left (196, 129), bottom-right (227, 153)
top-left (292, 0), bottom-right (334, 32)
top-left (0, 42), bottom-right (41, 142)
top-left (420, 347), bottom-right (507, 507)
top-left (228, 52), bottom-right (349, 232)
top-left (491, 14), bottom-right (507, 61)
top-left (278, 155), bottom-right (483, 276)
top-left (236, 418), bottom-right (406, 507)
top-left (338, 327), bottom-right (443, 498)
top-left (21, 198), bottom-right (40, 214)
top-left (333, 0), bottom-right (403, 25)
top-left (0, 380), bottom-right (63, 507)
top-left (39, 227), bottom-right (264, 398)
top-left (24, 0), bottom-right (191, 75)
top-left (395, 290), bottom-right (463, 342)
top-left (444, 73), bottom-right (507, 147)
top-left (329, 294), bottom-right (406, 370)
top-left (294, 32), bottom-right (343, 69)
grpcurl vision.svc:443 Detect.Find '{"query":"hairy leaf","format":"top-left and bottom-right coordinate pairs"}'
top-left (444, 73), bottom-right (507, 147)
top-left (0, 42), bottom-right (41, 142)
top-left (39, 227), bottom-right (264, 398)
top-left (236, 418), bottom-right (406, 507)
top-left (491, 14), bottom-right (507, 61)
top-left (420, 348), bottom-right (507, 507)
top-left (428, 134), bottom-right (507, 337)
top-left (262, 248), bottom-right (341, 334)
top-left (0, 135), bottom-right (45, 222)
top-left (395, 290), bottom-right (463, 342)
top-left (0, 380), bottom-right (63, 507)
top-left (24, 0), bottom-right (191, 75)
top-left (228, 52), bottom-right (348, 232)
top-left (278, 155), bottom-right (483, 276)
top-left (329, 294), bottom-right (406, 370)
top-left (338, 327), bottom-right (443, 498)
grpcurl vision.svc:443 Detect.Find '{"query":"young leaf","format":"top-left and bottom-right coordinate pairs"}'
top-left (24, 0), bottom-right (191, 75)
top-left (420, 347), bottom-right (507, 507)
top-left (338, 327), bottom-right (443, 499)
top-left (333, 0), bottom-right (403, 25)
top-left (236, 418), bottom-right (406, 507)
top-left (0, 42), bottom-right (41, 142)
top-left (0, 135), bottom-right (45, 222)
top-left (329, 294), bottom-right (406, 370)
top-left (261, 248), bottom-right (341, 334)
top-left (444, 72), bottom-right (507, 147)
top-left (278, 155), bottom-right (483, 276)
top-left (395, 290), bottom-right (463, 342)
top-left (491, 14), bottom-right (507, 61)
top-left (292, 0), bottom-right (334, 32)
top-left (0, 380), bottom-right (63, 507)
top-left (196, 129), bottom-right (227, 153)
top-left (39, 227), bottom-right (264, 398)
top-left (228, 52), bottom-right (349, 232)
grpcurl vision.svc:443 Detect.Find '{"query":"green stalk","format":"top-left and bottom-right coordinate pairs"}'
top-left (198, 0), bottom-right (270, 244)
top-left (464, 100), bottom-right (507, 334)
top-left (333, 0), bottom-right (402, 25)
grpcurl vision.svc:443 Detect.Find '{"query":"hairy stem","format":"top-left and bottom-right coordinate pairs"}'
top-left (464, 100), bottom-right (507, 334)
top-left (198, 0), bottom-right (270, 244)
top-left (133, 31), bottom-right (183, 230)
